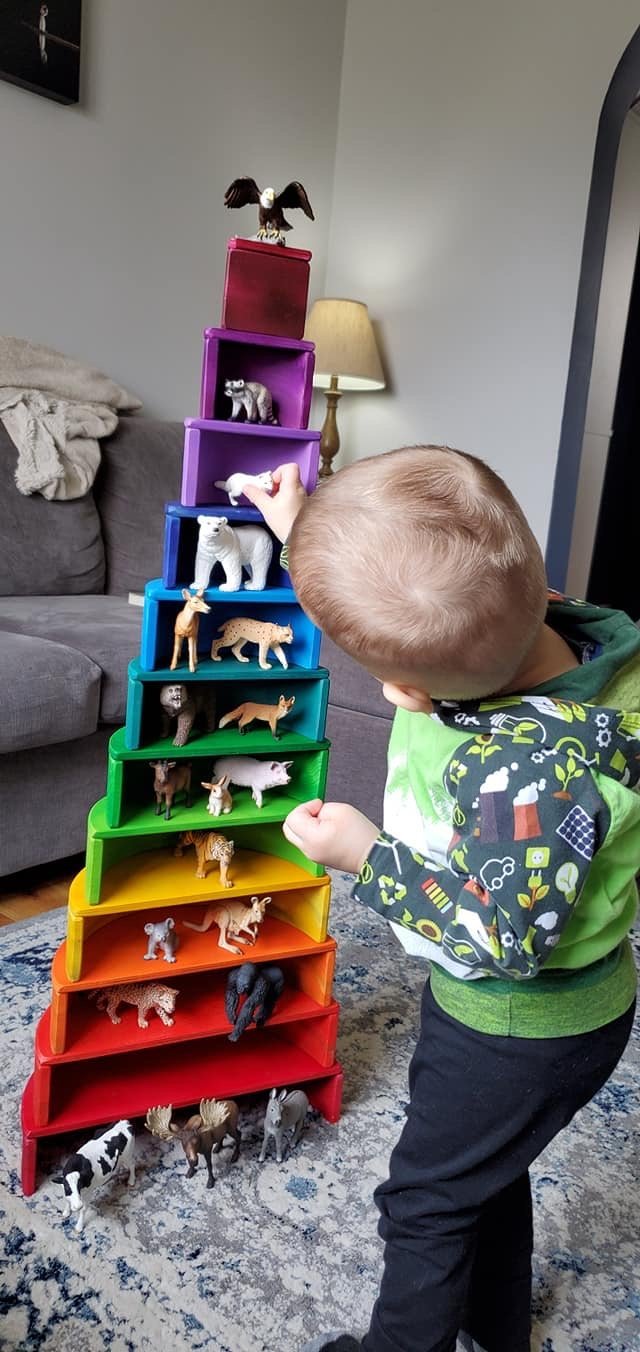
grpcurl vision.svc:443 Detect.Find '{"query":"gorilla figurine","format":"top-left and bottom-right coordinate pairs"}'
top-left (225, 962), bottom-right (285, 1042)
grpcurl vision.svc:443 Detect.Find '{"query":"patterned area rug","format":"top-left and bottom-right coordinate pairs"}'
top-left (1, 871), bottom-right (639, 1352)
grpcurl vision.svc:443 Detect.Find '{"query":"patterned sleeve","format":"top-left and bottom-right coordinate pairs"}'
top-left (279, 541), bottom-right (290, 572)
top-left (353, 737), bottom-right (611, 979)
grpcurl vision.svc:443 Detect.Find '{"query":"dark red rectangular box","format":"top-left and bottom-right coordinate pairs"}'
top-left (221, 237), bottom-right (312, 339)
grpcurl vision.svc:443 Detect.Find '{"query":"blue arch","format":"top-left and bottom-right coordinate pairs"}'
top-left (545, 25), bottom-right (640, 587)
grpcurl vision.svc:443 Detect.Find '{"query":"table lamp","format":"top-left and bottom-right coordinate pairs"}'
top-left (304, 298), bottom-right (385, 477)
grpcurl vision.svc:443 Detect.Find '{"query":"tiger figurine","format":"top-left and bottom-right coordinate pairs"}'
top-left (88, 982), bottom-right (178, 1029)
top-left (174, 830), bottom-right (235, 886)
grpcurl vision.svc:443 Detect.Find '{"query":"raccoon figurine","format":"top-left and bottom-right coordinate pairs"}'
top-left (224, 378), bottom-right (278, 425)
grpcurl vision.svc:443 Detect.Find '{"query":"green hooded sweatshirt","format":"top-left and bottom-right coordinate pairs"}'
top-left (353, 595), bottom-right (640, 1037)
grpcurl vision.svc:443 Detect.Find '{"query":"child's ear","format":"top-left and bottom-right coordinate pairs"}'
top-left (382, 683), bottom-right (433, 714)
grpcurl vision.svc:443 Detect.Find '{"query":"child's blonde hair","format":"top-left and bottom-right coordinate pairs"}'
top-left (288, 445), bottom-right (548, 699)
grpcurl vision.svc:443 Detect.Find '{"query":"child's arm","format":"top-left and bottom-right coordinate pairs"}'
top-left (284, 740), bottom-right (615, 979)
top-left (352, 741), bottom-right (611, 978)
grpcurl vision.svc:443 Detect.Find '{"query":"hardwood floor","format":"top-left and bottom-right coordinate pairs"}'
top-left (0, 855), bottom-right (84, 926)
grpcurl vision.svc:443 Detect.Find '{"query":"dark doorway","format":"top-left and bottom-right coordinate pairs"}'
top-left (587, 228), bottom-right (640, 618)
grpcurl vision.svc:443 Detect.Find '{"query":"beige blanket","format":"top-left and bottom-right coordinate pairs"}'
top-left (0, 337), bottom-right (142, 500)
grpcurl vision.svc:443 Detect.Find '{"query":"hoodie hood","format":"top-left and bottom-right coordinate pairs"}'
top-left (433, 596), bottom-right (640, 793)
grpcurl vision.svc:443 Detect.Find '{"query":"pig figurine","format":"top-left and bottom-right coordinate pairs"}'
top-left (212, 756), bottom-right (293, 809)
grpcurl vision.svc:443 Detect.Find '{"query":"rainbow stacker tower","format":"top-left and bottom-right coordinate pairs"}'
top-left (21, 235), bottom-right (343, 1195)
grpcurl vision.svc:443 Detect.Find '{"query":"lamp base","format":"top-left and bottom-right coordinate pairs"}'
top-left (318, 376), bottom-right (342, 478)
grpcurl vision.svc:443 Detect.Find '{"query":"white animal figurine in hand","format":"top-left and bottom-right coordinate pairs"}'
top-left (212, 756), bottom-right (293, 809)
top-left (214, 470), bottom-right (274, 507)
top-left (52, 1120), bottom-right (136, 1234)
top-left (191, 516), bottom-right (273, 592)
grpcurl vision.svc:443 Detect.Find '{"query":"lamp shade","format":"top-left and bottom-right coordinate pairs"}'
top-left (304, 298), bottom-right (385, 391)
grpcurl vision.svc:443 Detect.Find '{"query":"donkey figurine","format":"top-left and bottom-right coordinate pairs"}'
top-left (259, 1087), bottom-right (309, 1163)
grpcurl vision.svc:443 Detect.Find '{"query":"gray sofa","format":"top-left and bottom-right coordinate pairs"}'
top-left (0, 417), bottom-right (392, 878)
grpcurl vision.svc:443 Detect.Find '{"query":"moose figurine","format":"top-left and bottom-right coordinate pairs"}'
top-left (145, 1097), bottom-right (241, 1189)
top-left (170, 588), bottom-right (210, 673)
top-left (259, 1087), bottom-right (309, 1163)
top-left (149, 760), bottom-right (193, 820)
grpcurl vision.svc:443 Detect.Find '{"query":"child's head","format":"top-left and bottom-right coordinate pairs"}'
top-left (288, 445), bottom-right (547, 702)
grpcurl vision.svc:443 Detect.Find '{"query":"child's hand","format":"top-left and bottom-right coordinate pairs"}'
top-left (242, 462), bottom-right (307, 543)
top-left (283, 799), bottom-right (379, 874)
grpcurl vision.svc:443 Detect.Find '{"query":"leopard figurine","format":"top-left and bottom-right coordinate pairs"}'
top-left (174, 830), bottom-right (235, 886)
top-left (210, 617), bottom-right (293, 671)
top-left (88, 982), bottom-right (178, 1029)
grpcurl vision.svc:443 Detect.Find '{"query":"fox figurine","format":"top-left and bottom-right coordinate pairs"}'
top-left (218, 695), bottom-right (295, 740)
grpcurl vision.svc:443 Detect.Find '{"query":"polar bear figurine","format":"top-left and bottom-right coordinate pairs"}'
top-left (191, 516), bottom-right (273, 592)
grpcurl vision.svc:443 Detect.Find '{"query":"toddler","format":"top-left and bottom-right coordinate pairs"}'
top-left (245, 448), bottom-right (640, 1352)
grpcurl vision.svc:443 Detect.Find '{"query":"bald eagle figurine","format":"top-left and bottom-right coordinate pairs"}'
top-left (224, 177), bottom-right (314, 245)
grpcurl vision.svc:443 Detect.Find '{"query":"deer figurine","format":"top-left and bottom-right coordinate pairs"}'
top-left (170, 589), bottom-right (210, 673)
top-left (145, 1097), bottom-right (241, 1189)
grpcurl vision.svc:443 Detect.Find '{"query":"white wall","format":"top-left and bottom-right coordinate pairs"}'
top-left (566, 107), bottom-right (640, 595)
top-left (324, 0), bottom-right (640, 548)
top-left (0, 0), bottom-right (346, 417)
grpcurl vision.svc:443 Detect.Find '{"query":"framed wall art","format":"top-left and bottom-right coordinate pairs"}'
top-left (0, 1), bottom-right (82, 105)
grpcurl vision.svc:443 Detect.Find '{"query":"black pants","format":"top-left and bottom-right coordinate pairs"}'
top-left (361, 981), bottom-right (635, 1352)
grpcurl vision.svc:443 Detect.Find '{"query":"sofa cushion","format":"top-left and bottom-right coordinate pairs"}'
top-left (0, 595), bottom-right (141, 725)
top-left (95, 418), bottom-right (183, 595)
top-left (0, 423), bottom-right (105, 596)
top-left (0, 629), bottom-right (100, 753)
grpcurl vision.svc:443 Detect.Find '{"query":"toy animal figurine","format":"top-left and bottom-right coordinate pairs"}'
top-left (222, 379), bottom-right (278, 426)
top-left (159, 683), bottom-right (216, 746)
top-left (145, 1098), bottom-right (241, 1189)
top-left (170, 588), bottom-right (210, 673)
top-left (191, 516), bottom-right (272, 593)
top-left (201, 774), bottom-right (233, 817)
top-left (224, 177), bottom-right (314, 245)
top-left (218, 694), bottom-right (295, 740)
top-left (143, 917), bottom-right (179, 963)
top-left (52, 1120), bottom-right (136, 1233)
top-left (211, 617), bottom-right (294, 670)
top-left (214, 469), bottom-right (274, 506)
top-left (183, 895), bottom-right (271, 955)
top-left (225, 962), bottom-right (285, 1041)
top-left (259, 1088), bottom-right (309, 1163)
top-left (88, 982), bottom-right (178, 1028)
top-left (174, 830), bottom-right (234, 886)
top-left (212, 755), bottom-right (292, 809)
top-left (149, 759), bottom-right (192, 820)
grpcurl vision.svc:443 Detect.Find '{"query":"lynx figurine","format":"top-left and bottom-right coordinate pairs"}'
top-left (210, 617), bottom-right (293, 670)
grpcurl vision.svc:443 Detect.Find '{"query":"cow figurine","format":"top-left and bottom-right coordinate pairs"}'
top-left (52, 1119), bottom-right (136, 1233)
